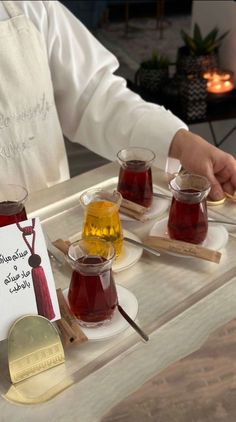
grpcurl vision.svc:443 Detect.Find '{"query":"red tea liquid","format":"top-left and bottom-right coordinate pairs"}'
top-left (168, 189), bottom-right (208, 244)
top-left (118, 160), bottom-right (153, 207)
top-left (68, 256), bottom-right (117, 325)
top-left (0, 201), bottom-right (27, 227)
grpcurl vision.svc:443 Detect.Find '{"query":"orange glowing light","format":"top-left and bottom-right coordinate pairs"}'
top-left (203, 70), bottom-right (234, 94)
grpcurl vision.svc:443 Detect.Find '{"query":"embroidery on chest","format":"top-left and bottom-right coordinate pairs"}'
top-left (0, 93), bottom-right (54, 130)
top-left (0, 136), bottom-right (35, 159)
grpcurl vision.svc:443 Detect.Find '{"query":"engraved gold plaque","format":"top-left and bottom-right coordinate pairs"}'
top-left (8, 315), bottom-right (65, 384)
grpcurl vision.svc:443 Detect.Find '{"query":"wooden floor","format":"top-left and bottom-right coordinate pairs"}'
top-left (102, 317), bottom-right (236, 421)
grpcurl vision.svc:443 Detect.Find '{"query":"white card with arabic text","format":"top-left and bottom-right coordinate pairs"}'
top-left (0, 218), bottom-right (60, 340)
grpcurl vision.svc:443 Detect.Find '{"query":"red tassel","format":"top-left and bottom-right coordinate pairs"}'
top-left (32, 266), bottom-right (55, 320)
top-left (16, 219), bottom-right (56, 321)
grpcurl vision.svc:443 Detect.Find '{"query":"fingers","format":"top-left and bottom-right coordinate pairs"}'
top-left (222, 181), bottom-right (235, 196)
top-left (204, 162), bottom-right (225, 201)
top-left (209, 185), bottom-right (224, 201)
top-left (169, 130), bottom-right (236, 200)
top-left (207, 166), bottom-right (236, 200)
top-left (208, 177), bottom-right (225, 201)
top-left (206, 149), bottom-right (236, 199)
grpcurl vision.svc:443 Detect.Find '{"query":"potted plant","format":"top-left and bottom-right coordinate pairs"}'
top-left (176, 23), bottom-right (229, 76)
top-left (174, 24), bottom-right (229, 123)
top-left (135, 50), bottom-right (170, 95)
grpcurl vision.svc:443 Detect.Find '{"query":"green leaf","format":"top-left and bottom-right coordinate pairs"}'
top-left (140, 49), bottom-right (169, 69)
top-left (193, 23), bottom-right (203, 46)
top-left (203, 27), bottom-right (218, 45)
top-left (183, 33), bottom-right (197, 52)
top-left (180, 24), bottom-right (230, 56)
top-left (217, 30), bottom-right (230, 43)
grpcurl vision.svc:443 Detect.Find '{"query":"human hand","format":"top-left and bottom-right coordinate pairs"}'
top-left (169, 129), bottom-right (236, 200)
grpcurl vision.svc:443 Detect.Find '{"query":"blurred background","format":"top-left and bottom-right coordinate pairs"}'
top-left (59, 1), bottom-right (236, 177)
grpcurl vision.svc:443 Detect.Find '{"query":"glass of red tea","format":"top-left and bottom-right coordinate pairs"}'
top-left (167, 173), bottom-right (211, 244)
top-left (117, 147), bottom-right (156, 208)
top-left (0, 184), bottom-right (28, 228)
top-left (67, 238), bottom-right (118, 328)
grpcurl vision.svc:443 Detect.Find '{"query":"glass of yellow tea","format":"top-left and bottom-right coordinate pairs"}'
top-left (80, 189), bottom-right (123, 258)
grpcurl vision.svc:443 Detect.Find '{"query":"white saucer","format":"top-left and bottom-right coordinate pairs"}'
top-left (120, 185), bottom-right (170, 222)
top-left (149, 217), bottom-right (229, 257)
top-left (63, 285), bottom-right (138, 341)
top-left (113, 230), bottom-right (143, 272)
top-left (69, 230), bottom-right (143, 273)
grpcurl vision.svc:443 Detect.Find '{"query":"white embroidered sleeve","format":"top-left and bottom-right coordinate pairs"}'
top-left (20, 0), bottom-right (188, 170)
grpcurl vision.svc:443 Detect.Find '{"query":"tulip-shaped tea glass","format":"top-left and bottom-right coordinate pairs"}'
top-left (168, 173), bottom-right (211, 244)
top-left (80, 188), bottom-right (123, 258)
top-left (117, 147), bottom-right (156, 208)
top-left (67, 238), bottom-right (117, 327)
top-left (0, 184), bottom-right (28, 227)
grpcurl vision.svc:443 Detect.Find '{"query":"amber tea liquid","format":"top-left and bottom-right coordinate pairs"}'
top-left (168, 189), bottom-right (208, 244)
top-left (82, 201), bottom-right (123, 258)
top-left (68, 256), bottom-right (117, 325)
top-left (117, 159), bottom-right (153, 207)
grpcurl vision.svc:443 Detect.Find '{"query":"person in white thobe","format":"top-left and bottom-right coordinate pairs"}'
top-left (0, 0), bottom-right (235, 200)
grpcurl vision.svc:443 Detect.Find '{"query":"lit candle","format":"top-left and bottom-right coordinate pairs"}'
top-left (203, 70), bottom-right (234, 94)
